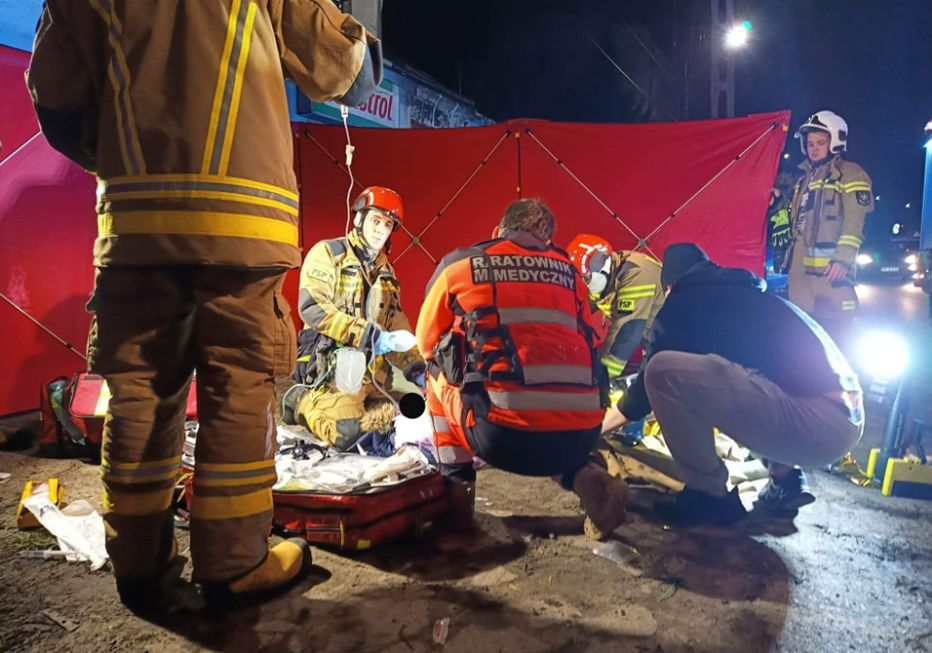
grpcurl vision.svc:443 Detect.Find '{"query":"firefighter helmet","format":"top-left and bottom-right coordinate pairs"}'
top-left (567, 233), bottom-right (613, 278)
top-left (567, 233), bottom-right (614, 296)
top-left (352, 186), bottom-right (404, 229)
top-left (794, 110), bottom-right (848, 155)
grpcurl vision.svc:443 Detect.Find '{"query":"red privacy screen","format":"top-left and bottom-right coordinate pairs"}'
top-left (293, 112), bottom-right (789, 320)
top-left (1, 39), bottom-right (787, 414)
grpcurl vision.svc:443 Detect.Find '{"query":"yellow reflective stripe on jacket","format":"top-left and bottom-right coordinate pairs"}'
top-left (841, 181), bottom-right (871, 192)
top-left (98, 211), bottom-right (299, 245)
top-left (837, 235), bottom-right (863, 248)
top-left (618, 291), bottom-right (655, 300)
top-left (808, 181), bottom-right (842, 192)
top-left (217, 1), bottom-right (258, 175)
top-left (104, 174), bottom-right (299, 202)
top-left (617, 284), bottom-right (656, 296)
top-left (202, 0), bottom-right (254, 174)
top-left (191, 487), bottom-right (273, 520)
top-left (89, 0), bottom-right (146, 175)
top-left (101, 190), bottom-right (298, 217)
top-left (601, 354), bottom-right (627, 377)
top-left (803, 256), bottom-right (832, 268)
top-left (842, 301), bottom-right (857, 311)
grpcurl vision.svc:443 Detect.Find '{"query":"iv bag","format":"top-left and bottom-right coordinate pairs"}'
top-left (334, 347), bottom-right (366, 394)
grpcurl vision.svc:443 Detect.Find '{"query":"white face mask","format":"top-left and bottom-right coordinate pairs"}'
top-left (585, 254), bottom-right (612, 297)
top-left (587, 271), bottom-right (609, 296)
top-left (361, 211), bottom-right (394, 253)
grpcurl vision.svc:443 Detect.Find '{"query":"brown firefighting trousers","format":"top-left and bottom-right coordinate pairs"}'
top-left (87, 266), bottom-right (295, 582)
top-left (644, 351), bottom-right (863, 497)
top-left (787, 251), bottom-right (858, 349)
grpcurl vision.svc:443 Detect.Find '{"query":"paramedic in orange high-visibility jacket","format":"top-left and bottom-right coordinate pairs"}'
top-left (416, 199), bottom-right (629, 540)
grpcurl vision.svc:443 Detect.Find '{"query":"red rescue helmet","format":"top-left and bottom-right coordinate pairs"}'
top-left (352, 186), bottom-right (404, 229)
top-left (566, 233), bottom-right (613, 278)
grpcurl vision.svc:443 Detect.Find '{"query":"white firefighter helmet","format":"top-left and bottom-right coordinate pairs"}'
top-left (794, 110), bottom-right (848, 156)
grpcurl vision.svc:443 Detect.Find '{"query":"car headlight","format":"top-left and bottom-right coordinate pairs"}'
top-left (904, 253), bottom-right (918, 265)
top-left (857, 330), bottom-right (910, 380)
top-left (856, 253), bottom-right (874, 266)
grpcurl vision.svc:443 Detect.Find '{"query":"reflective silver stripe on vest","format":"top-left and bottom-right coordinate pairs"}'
top-left (487, 389), bottom-right (601, 412)
top-left (438, 445), bottom-right (473, 464)
top-left (431, 415), bottom-right (451, 433)
top-left (498, 307), bottom-right (577, 331)
top-left (522, 364), bottom-right (593, 386)
top-left (806, 245), bottom-right (837, 258)
top-left (101, 179), bottom-right (300, 211)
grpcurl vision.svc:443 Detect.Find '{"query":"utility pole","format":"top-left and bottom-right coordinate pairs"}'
top-left (709, 0), bottom-right (735, 118)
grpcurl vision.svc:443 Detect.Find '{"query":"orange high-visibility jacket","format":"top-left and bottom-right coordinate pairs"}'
top-left (416, 231), bottom-right (604, 432)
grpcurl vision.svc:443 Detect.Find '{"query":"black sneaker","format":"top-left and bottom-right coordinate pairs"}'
top-left (656, 486), bottom-right (747, 527)
top-left (755, 468), bottom-right (815, 516)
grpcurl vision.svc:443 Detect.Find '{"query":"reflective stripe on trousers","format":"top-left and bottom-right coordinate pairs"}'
top-left (92, 267), bottom-right (289, 582)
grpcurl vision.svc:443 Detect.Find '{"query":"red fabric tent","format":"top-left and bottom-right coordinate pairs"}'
top-left (293, 112), bottom-right (790, 320)
top-left (1, 45), bottom-right (97, 417)
top-left (1, 43), bottom-right (789, 415)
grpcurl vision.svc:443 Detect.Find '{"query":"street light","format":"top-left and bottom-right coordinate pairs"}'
top-left (724, 20), bottom-right (752, 49)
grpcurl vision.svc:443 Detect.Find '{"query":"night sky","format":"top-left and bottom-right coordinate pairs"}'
top-left (383, 0), bottom-right (932, 241)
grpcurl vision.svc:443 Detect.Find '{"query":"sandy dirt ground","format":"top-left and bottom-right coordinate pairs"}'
top-left (2, 301), bottom-right (931, 652)
top-left (2, 435), bottom-right (931, 653)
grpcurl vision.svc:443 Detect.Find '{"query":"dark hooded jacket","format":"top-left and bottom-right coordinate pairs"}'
top-left (619, 261), bottom-right (861, 421)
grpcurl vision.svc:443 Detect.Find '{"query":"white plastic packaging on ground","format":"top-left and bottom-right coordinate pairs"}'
top-left (23, 490), bottom-right (108, 571)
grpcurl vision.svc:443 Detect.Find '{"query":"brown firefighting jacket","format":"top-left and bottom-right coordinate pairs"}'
top-left (595, 250), bottom-right (665, 378)
top-left (417, 230), bottom-right (604, 432)
top-left (786, 156), bottom-right (873, 276)
top-left (298, 230), bottom-right (423, 381)
top-left (26, 0), bottom-right (381, 269)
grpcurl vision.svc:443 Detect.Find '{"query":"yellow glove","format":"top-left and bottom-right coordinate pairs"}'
top-left (769, 208), bottom-right (791, 248)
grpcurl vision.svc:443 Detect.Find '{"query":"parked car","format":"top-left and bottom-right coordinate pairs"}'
top-left (855, 240), bottom-right (920, 283)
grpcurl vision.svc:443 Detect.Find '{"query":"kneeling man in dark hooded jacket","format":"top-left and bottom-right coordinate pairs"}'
top-left (609, 243), bottom-right (864, 526)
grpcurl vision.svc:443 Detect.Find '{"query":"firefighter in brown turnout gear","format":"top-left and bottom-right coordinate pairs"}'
top-left (283, 187), bottom-right (425, 449)
top-left (27, 0), bottom-right (382, 611)
top-left (566, 234), bottom-right (665, 380)
top-left (785, 110), bottom-right (873, 349)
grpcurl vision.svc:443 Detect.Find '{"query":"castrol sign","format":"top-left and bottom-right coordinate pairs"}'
top-left (350, 87), bottom-right (400, 128)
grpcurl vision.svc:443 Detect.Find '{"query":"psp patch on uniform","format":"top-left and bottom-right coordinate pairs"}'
top-left (856, 191), bottom-right (871, 206)
top-left (619, 299), bottom-right (636, 312)
top-left (308, 267), bottom-right (332, 282)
